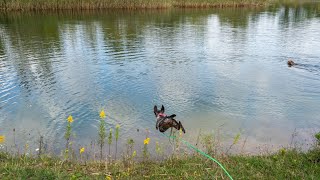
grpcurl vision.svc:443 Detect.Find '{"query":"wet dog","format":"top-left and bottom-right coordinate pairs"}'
top-left (154, 105), bottom-right (185, 134)
top-left (287, 59), bottom-right (296, 67)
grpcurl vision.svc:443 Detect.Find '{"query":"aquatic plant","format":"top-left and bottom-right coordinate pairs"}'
top-left (115, 124), bottom-right (120, 160)
top-left (108, 129), bottom-right (113, 157)
top-left (226, 132), bottom-right (241, 154)
top-left (64, 115), bottom-right (73, 158)
top-left (98, 110), bottom-right (106, 160)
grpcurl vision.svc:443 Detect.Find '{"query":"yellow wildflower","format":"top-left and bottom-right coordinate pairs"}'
top-left (67, 115), bottom-right (73, 123)
top-left (0, 136), bottom-right (5, 143)
top-left (144, 138), bottom-right (150, 145)
top-left (80, 147), bottom-right (85, 154)
top-left (116, 124), bottom-right (120, 129)
top-left (100, 110), bottom-right (106, 119)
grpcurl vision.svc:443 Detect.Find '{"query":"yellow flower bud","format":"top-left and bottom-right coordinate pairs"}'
top-left (144, 138), bottom-right (150, 145)
top-left (67, 115), bottom-right (73, 123)
top-left (100, 110), bottom-right (106, 119)
top-left (80, 147), bottom-right (85, 154)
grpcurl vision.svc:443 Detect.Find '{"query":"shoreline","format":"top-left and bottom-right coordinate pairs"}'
top-left (0, 0), bottom-right (273, 11)
top-left (0, 147), bottom-right (319, 179)
top-left (0, 131), bottom-right (319, 178)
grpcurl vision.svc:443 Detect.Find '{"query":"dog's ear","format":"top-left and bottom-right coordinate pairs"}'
top-left (161, 105), bottom-right (165, 113)
top-left (154, 105), bottom-right (158, 115)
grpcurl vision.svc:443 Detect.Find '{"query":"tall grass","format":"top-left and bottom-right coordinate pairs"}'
top-left (1, 107), bottom-right (319, 179)
top-left (0, 0), bottom-right (273, 11)
top-left (115, 124), bottom-right (120, 160)
top-left (1, 0), bottom-right (172, 11)
top-left (108, 128), bottom-right (113, 157)
top-left (0, 145), bottom-right (319, 179)
top-left (174, 0), bottom-right (271, 8)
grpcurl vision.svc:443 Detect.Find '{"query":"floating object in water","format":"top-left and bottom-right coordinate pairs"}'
top-left (287, 59), bottom-right (296, 67)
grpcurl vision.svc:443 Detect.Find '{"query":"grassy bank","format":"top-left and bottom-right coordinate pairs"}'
top-left (0, 0), bottom-right (272, 11)
top-left (1, 148), bottom-right (319, 179)
top-left (1, 128), bottom-right (320, 179)
top-left (1, 112), bottom-right (319, 179)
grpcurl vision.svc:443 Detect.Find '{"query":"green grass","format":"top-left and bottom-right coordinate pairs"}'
top-left (2, 124), bottom-right (319, 179)
top-left (1, 148), bottom-right (319, 179)
top-left (0, 0), bottom-right (273, 11)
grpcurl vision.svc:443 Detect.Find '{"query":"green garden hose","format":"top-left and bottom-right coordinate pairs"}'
top-left (161, 133), bottom-right (234, 180)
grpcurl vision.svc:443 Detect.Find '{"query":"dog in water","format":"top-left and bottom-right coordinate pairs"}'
top-left (154, 105), bottom-right (185, 134)
top-left (287, 59), bottom-right (296, 67)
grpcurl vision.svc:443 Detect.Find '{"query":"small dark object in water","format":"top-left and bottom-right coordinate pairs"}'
top-left (154, 105), bottom-right (186, 134)
top-left (287, 59), bottom-right (296, 67)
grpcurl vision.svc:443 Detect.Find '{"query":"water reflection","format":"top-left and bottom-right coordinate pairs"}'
top-left (0, 4), bottom-right (320, 153)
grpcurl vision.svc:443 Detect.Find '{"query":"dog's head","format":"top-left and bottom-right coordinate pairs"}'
top-left (287, 60), bottom-right (295, 67)
top-left (154, 105), bottom-right (166, 119)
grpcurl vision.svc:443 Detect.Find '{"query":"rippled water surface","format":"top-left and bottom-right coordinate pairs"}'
top-left (1, 4), bottom-right (320, 153)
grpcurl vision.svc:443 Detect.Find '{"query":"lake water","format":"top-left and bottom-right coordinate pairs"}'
top-left (1, 4), bottom-right (320, 154)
